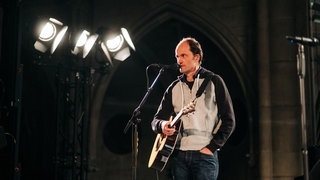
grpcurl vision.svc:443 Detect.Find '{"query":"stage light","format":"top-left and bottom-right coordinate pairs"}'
top-left (311, 2), bottom-right (320, 11)
top-left (101, 28), bottom-right (135, 62)
top-left (72, 30), bottom-right (99, 58)
top-left (34, 18), bottom-right (68, 54)
top-left (312, 14), bottom-right (320, 24)
top-left (311, 2), bottom-right (320, 24)
top-left (106, 35), bottom-right (124, 52)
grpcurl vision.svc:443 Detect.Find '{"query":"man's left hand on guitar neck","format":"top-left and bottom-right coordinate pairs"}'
top-left (161, 121), bottom-right (176, 136)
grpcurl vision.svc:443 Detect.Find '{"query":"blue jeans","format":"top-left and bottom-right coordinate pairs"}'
top-left (170, 150), bottom-right (219, 180)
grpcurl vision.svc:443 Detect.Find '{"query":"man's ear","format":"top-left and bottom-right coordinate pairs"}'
top-left (195, 54), bottom-right (201, 63)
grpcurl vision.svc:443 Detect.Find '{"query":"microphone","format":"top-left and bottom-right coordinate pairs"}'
top-left (151, 63), bottom-right (180, 70)
top-left (285, 36), bottom-right (320, 46)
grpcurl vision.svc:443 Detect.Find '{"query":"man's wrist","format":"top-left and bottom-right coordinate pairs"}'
top-left (161, 121), bottom-right (167, 130)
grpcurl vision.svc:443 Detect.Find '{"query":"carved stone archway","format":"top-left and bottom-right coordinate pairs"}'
top-left (88, 3), bottom-right (255, 180)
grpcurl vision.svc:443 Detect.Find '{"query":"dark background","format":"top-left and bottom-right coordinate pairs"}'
top-left (1, 0), bottom-right (320, 180)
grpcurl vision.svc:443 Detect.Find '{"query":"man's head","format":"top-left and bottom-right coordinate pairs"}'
top-left (175, 37), bottom-right (203, 77)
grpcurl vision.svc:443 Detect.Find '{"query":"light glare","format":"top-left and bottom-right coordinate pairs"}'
top-left (121, 28), bottom-right (135, 51)
top-left (76, 30), bottom-right (90, 47)
top-left (39, 22), bottom-right (56, 41)
top-left (106, 35), bottom-right (124, 52)
top-left (51, 26), bottom-right (68, 54)
top-left (82, 34), bottom-right (98, 58)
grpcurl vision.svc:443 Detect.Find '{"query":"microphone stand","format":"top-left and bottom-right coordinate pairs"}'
top-left (123, 67), bottom-right (166, 180)
top-left (296, 44), bottom-right (310, 180)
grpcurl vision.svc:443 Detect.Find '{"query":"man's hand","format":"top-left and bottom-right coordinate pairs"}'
top-left (200, 148), bottom-right (214, 155)
top-left (162, 121), bottom-right (176, 136)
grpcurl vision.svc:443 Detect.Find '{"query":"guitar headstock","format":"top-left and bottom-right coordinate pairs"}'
top-left (182, 101), bottom-right (195, 115)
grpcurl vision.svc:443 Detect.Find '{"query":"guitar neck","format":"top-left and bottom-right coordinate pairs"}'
top-left (169, 110), bottom-right (183, 127)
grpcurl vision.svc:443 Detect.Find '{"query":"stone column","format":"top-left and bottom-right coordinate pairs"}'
top-left (257, 0), bottom-right (273, 179)
top-left (258, 0), bottom-right (304, 179)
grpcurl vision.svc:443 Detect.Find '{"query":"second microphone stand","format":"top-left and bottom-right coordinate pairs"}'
top-left (123, 67), bottom-right (166, 180)
top-left (296, 44), bottom-right (309, 180)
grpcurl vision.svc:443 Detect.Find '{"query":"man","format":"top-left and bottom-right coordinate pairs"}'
top-left (151, 37), bottom-right (235, 180)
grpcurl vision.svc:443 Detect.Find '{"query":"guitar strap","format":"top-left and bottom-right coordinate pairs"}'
top-left (179, 72), bottom-right (213, 130)
top-left (194, 72), bottom-right (222, 135)
top-left (195, 72), bottom-right (214, 98)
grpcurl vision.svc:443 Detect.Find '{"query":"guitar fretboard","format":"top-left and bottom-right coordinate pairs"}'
top-left (169, 110), bottom-right (183, 127)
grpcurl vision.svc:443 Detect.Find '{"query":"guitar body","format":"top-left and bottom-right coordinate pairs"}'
top-left (148, 101), bottom-right (195, 171)
top-left (148, 120), bottom-right (181, 171)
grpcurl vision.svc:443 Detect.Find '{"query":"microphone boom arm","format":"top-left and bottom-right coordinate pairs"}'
top-left (123, 67), bottom-right (165, 133)
top-left (123, 66), bottom-right (166, 180)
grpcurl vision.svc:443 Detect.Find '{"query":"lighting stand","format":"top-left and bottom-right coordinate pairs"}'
top-left (13, 64), bottom-right (23, 180)
top-left (54, 65), bottom-right (91, 180)
top-left (124, 67), bottom-right (166, 180)
top-left (13, 1), bottom-right (24, 179)
top-left (296, 44), bottom-right (310, 180)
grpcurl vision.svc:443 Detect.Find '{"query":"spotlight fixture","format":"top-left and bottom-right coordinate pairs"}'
top-left (34, 18), bottom-right (68, 54)
top-left (312, 14), bottom-right (320, 24)
top-left (33, 20), bottom-right (136, 69)
top-left (71, 30), bottom-right (99, 58)
top-left (311, 2), bottom-right (320, 24)
top-left (101, 28), bottom-right (135, 62)
top-left (311, 2), bottom-right (320, 11)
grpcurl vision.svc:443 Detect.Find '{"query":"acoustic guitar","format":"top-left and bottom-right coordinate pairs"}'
top-left (148, 102), bottom-right (195, 171)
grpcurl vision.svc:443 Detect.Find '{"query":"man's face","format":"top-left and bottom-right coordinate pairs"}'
top-left (175, 41), bottom-right (199, 75)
